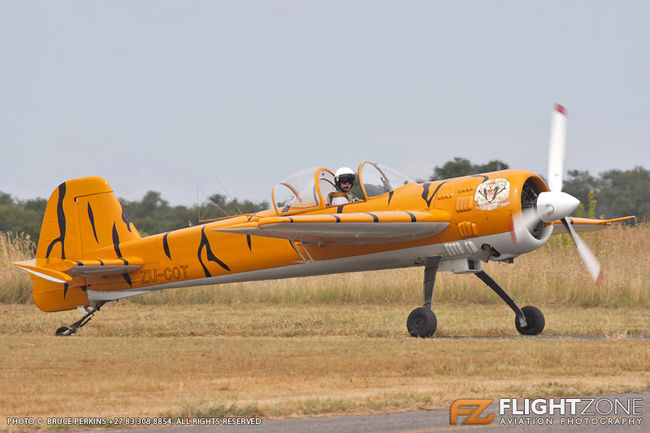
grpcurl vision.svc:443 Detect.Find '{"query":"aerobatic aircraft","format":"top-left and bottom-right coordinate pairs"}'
top-left (14, 104), bottom-right (632, 336)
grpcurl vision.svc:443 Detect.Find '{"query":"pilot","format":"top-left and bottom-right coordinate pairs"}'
top-left (328, 167), bottom-right (361, 206)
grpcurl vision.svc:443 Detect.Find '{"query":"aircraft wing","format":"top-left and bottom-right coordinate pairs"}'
top-left (215, 210), bottom-right (450, 245)
top-left (550, 216), bottom-right (635, 234)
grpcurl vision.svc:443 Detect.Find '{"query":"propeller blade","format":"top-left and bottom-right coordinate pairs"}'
top-left (561, 217), bottom-right (604, 285)
top-left (511, 190), bottom-right (579, 243)
top-left (510, 207), bottom-right (541, 244)
top-left (547, 103), bottom-right (567, 193)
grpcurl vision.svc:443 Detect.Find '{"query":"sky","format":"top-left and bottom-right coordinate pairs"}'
top-left (1, 0), bottom-right (649, 205)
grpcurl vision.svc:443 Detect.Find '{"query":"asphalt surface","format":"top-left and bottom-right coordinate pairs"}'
top-left (435, 334), bottom-right (650, 340)
top-left (98, 392), bottom-right (648, 433)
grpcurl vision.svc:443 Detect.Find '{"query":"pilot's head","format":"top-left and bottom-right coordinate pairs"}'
top-left (335, 167), bottom-right (356, 192)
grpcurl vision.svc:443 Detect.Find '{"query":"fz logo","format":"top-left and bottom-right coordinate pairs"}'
top-left (449, 399), bottom-right (494, 425)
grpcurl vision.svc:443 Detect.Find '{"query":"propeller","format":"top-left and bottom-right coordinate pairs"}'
top-left (512, 104), bottom-right (603, 284)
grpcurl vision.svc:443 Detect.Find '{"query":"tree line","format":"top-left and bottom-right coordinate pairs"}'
top-left (431, 157), bottom-right (649, 221)
top-left (0, 191), bottom-right (268, 241)
top-left (1, 159), bottom-right (647, 241)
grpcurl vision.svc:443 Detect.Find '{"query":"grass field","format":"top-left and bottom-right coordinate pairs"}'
top-left (0, 304), bottom-right (648, 428)
top-left (0, 225), bottom-right (648, 429)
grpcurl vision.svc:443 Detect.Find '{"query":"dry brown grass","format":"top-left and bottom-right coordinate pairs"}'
top-left (2, 303), bottom-right (648, 338)
top-left (1, 226), bottom-right (648, 429)
top-left (0, 331), bottom-right (647, 422)
top-left (1, 224), bottom-right (648, 308)
top-left (0, 303), bottom-right (647, 427)
top-left (0, 232), bottom-right (34, 304)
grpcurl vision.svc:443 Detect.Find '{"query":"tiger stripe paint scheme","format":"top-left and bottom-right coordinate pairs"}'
top-left (14, 170), bottom-right (627, 314)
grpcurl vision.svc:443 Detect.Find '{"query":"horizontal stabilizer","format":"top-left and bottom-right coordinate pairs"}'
top-left (13, 257), bottom-right (143, 281)
top-left (216, 210), bottom-right (450, 244)
top-left (13, 260), bottom-right (72, 283)
top-left (66, 257), bottom-right (143, 277)
top-left (550, 216), bottom-right (635, 234)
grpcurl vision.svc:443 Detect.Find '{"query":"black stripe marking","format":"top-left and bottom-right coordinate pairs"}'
top-left (197, 227), bottom-right (231, 277)
top-left (421, 181), bottom-right (448, 207)
top-left (111, 228), bottom-right (132, 287)
top-left (246, 234), bottom-right (252, 251)
top-left (337, 205), bottom-right (344, 214)
top-left (122, 259), bottom-right (129, 265)
top-left (388, 191), bottom-right (394, 206)
top-left (87, 203), bottom-right (99, 243)
top-left (366, 212), bottom-right (379, 222)
top-left (63, 283), bottom-right (69, 299)
top-left (162, 233), bottom-right (172, 259)
top-left (122, 208), bottom-right (134, 232)
top-left (112, 223), bottom-right (123, 258)
top-left (334, 215), bottom-right (341, 222)
top-left (405, 211), bottom-right (417, 222)
top-left (99, 260), bottom-right (104, 266)
top-left (46, 183), bottom-right (67, 259)
top-left (76, 261), bottom-right (83, 266)
top-left (472, 174), bottom-right (489, 182)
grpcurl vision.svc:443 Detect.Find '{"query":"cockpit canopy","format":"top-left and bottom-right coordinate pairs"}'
top-left (272, 162), bottom-right (415, 214)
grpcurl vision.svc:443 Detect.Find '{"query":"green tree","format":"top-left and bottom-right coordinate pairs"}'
top-left (430, 157), bottom-right (509, 181)
top-left (0, 192), bottom-right (14, 206)
top-left (563, 170), bottom-right (602, 208)
top-left (120, 191), bottom-right (269, 237)
top-left (0, 194), bottom-right (46, 241)
top-left (201, 194), bottom-right (268, 219)
top-left (597, 167), bottom-right (650, 220)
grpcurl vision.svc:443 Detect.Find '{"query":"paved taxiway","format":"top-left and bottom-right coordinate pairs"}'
top-left (105, 392), bottom-right (647, 433)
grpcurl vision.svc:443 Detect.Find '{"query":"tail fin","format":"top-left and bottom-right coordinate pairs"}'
top-left (36, 177), bottom-right (140, 260)
top-left (18, 177), bottom-right (141, 311)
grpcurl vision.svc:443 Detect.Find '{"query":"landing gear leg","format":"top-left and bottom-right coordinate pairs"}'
top-left (475, 271), bottom-right (545, 335)
top-left (407, 257), bottom-right (440, 338)
top-left (55, 302), bottom-right (106, 336)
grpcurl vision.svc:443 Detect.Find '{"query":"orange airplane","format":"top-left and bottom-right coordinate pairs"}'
top-left (14, 105), bottom-right (632, 336)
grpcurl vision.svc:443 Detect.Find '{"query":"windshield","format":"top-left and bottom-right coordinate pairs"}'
top-left (272, 163), bottom-right (415, 213)
top-left (358, 161), bottom-right (415, 199)
top-left (272, 167), bottom-right (336, 214)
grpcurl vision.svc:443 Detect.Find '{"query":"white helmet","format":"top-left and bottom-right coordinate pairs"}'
top-left (335, 167), bottom-right (356, 188)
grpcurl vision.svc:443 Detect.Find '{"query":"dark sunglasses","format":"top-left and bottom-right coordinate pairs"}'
top-left (339, 175), bottom-right (355, 184)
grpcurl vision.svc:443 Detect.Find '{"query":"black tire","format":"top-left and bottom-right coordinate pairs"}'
top-left (515, 305), bottom-right (545, 335)
top-left (407, 307), bottom-right (437, 338)
top-left (55, 326), bottom-right (72, 336)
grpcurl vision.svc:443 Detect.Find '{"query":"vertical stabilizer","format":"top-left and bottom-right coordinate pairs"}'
top-left (29, 177), bottom-right (141, 311)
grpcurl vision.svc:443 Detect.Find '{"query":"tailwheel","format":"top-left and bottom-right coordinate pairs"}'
top-left (54, 302), bottom-right (106, 336)
top-left (407, 307), bottom-right (437, 338)
top-left (55, 326), bottom-right (73, 336)
top-left (515, 305), bottom-right (545, 335)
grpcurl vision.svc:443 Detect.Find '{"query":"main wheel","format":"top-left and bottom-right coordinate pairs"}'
top-left (515, 305), bottom-right (545, 335)
top-left (407, 307), bottom-right (437, 338)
